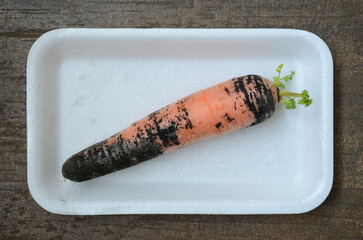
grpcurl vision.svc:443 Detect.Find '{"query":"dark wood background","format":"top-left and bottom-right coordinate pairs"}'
top-left (1, 0), bottom-right (362, 239)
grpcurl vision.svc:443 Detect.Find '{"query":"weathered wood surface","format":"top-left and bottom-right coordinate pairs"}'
top-left (0, 0), bottom-right (362, 239)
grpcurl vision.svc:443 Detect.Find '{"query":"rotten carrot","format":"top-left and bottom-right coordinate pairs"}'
top-left (62, 65), bottom-right (312, 182)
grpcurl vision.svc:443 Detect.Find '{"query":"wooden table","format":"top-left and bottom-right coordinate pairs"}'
top-left (1, 1), bottom-right (362, 239)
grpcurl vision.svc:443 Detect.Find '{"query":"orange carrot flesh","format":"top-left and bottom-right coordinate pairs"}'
top-left (62, 75), bottom-right (279, 182)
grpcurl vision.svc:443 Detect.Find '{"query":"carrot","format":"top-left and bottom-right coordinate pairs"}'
top-left (62, 65), bottom-right (312, 182)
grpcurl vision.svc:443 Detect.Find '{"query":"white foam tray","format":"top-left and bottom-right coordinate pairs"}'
top-left (27, 29), bottom-right (333, 215)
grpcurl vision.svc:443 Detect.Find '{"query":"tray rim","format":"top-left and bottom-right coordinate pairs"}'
top-left (27, 28), bottom-right (333, 215)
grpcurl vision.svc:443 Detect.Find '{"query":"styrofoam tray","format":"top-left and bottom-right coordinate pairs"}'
top-left (27, 29), bottom-right (333, 215)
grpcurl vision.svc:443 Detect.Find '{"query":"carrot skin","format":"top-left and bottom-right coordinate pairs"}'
top-left (62, 75), bottom-right (279, 182)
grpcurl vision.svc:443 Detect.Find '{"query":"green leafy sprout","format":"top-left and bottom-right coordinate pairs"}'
top-left (274, 64), bottom-right (313, 109)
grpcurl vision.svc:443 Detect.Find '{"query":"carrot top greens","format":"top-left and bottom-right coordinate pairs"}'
top-left (273, 64), bottom-right (313, 109)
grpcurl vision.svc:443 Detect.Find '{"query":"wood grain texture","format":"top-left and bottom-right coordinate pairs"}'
top-left (0, 0), bottom-right (362, 239)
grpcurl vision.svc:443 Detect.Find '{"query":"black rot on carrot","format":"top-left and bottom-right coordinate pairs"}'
top-left (62, 65), bottom-right (312, 182)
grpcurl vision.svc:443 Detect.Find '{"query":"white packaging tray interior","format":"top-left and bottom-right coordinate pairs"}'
top-left (27, 29), bottom-right (333, 215)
